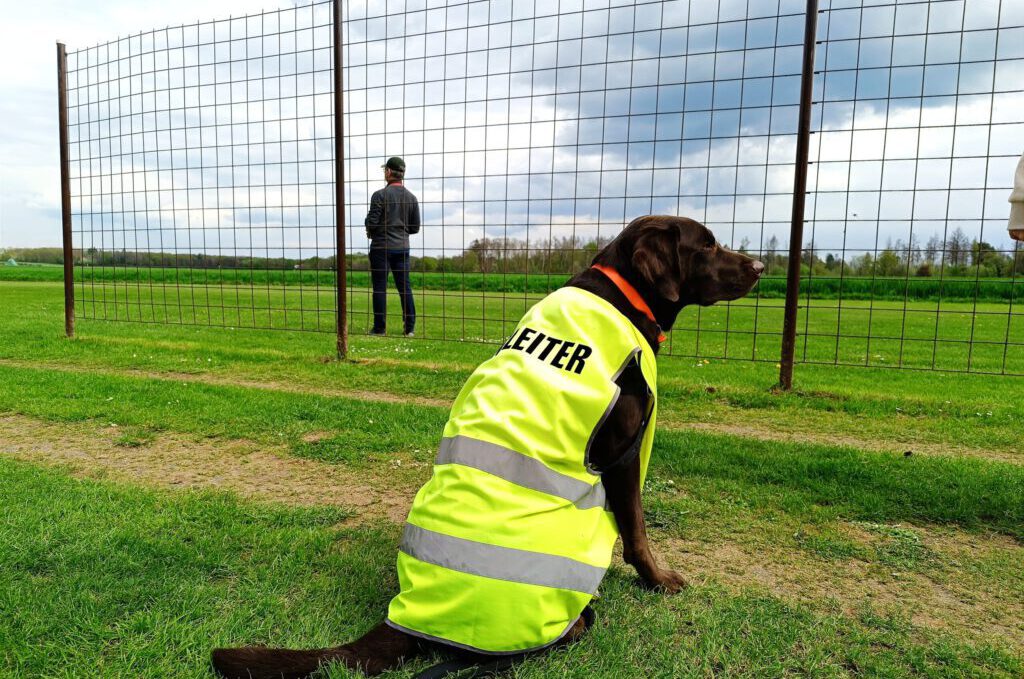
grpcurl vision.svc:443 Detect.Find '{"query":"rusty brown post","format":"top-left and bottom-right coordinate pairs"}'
top-left (57, 42), bottom-right (75, 338)
top-left (778, 0), bottom-right (819, 390)
top-left (332, 0), bottom-right (348, 359)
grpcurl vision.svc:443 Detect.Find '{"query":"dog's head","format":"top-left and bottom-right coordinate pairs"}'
top-left (593, 215), bottom-right (764, 309)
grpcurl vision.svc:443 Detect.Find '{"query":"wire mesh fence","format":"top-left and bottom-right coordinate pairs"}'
top-left (58, 0), bottom-right (1024, 376)
top-left (64, 1), bottom-right (340, 333)
top-left (341, 0), bottom-right (810, 364)
top-left (801, 0), bottom-right (1024, 374)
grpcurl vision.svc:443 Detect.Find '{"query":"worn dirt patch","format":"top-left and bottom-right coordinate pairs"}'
top-left (3, 359), bottom-right (1017, 464)
top-left (0, 413), bottom-right (413, 523)
top-left (89, 334), bottom-right (295, 358)
top-left (301, 430), bottom-right (333, 444)
top-left (0, 358), bottom-right (451, 409)
top-left (653, 524), bottom-right (1024, 650)
top-left (3, 412), bottom-right (1021, 650)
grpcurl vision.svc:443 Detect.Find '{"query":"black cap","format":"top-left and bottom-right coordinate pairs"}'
top-left (382, 156), bottom-right (406, 172)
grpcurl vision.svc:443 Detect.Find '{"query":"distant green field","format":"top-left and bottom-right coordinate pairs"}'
top-left (0, 263), bottom-right (63, 280)
top-left (19, 275), bottom-right (1023, 374)
top-left (2, 264), bottom-right (1022, 303)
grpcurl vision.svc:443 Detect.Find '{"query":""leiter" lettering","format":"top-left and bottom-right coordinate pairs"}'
top-left (500, 327), bottom-right (593, 374)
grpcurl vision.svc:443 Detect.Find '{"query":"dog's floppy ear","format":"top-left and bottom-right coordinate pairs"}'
top-left (631, 219), bottom-right (681, 303)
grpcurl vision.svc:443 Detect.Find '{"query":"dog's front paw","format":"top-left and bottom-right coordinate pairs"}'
top-left (642, 568), bottom-right (689, 594)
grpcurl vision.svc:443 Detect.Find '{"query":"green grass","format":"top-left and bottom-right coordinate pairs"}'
top-left (2, 459), bottom-right (1019, 678)
top-left (657, 431), bottom-right (1024, 539)
top-left (793, 529), bottom-right (867, 561)
top-left (4, 273), bottom-right (1021, 373)
top-left (2, 281), bottom-right (1022, 455)
top-left (0, 264), bottom-right (69, 282)
top-left (0, 363), bottom-right (448, 457)
top-left (0, 359), bottom-right (1019, 538)
top-left (2, 279), bottom-right (1023, 676)
top-left (855, 523), bottom-right (937, 571)
top-left (0, 458), bottom-right (378, 678)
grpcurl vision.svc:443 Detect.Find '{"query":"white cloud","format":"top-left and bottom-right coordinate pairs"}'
top-left (3, 0), bottom-right (1021, 260)
top-left (0, 0), bottom-right (284, 248)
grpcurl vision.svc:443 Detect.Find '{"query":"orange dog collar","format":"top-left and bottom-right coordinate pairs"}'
top-left (591, 264), bottom-right (667, 343)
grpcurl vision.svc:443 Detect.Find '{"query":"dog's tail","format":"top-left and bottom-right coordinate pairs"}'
top-left (210, 646), bottom-right (351, 679)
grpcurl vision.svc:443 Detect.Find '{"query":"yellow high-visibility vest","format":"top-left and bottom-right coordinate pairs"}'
top-left (386, 286), bottom-right (658, 654)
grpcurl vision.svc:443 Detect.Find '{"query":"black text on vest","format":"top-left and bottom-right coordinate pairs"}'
top-left (499, 327), bottom-right (592, 374)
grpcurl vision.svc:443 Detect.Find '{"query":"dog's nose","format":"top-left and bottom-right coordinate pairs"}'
top-left (751, 260), bottom-right (765, 276)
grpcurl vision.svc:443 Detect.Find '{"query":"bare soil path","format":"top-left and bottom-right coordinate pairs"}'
top-left (2, 412), bottom-right (1020, 650)
top-left (3, 358), bottom-right (1017, 464)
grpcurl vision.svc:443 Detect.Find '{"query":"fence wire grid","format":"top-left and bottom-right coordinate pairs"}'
top-left (65, 1), bottom-right (339, 333)
top-left (61, 0), bottom-right (1024, 375)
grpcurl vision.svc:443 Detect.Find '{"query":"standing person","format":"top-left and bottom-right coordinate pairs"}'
top-left (365, 156), bottom-right (420, 336)
top-left (1010, 152), bottom-right (1024, 242)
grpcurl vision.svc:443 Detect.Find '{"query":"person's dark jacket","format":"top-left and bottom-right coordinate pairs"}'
top-left (365, 182), bottom-right (420, 249)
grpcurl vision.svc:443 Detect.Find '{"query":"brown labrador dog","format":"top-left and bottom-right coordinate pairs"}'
top-left (211, 216), bottom-right (764, 678)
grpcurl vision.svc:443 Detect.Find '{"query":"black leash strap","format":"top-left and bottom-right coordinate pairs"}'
top-left (412, 606), bottom-right (596, 679)
top-left (412, 655), bottom-right (522, 679)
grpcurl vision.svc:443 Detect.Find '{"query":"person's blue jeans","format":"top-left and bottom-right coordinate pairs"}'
top-left (369, 247), bottom-right (415, 334)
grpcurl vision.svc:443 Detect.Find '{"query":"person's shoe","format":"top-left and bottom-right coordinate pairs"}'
top-left (369, 328), bottom-right (386, 336)
top-left (403, 331), bottom-right (415, 338)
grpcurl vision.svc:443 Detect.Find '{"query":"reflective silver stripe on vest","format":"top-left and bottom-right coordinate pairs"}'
top-left (436, 435), bottom-right (607, 510)
top-left (400, 523), bottom-right (606, 594)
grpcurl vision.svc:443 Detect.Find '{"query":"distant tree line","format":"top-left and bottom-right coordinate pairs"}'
top-left (790, 228), bottom-right (1024, 279)
top-left (1, 247), bottom-right (341, 271)
top-left (4, 228), bottom-right (1022, 278)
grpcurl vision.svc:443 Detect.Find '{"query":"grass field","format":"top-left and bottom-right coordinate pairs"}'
top-left (34, 282), bottom-right (1024, 375)
top-left (1, 279), bottom-right (1023, 677)
top-left (5, 264), bottom-right (1023, 303)
top-left (5, 265), bottom-right (1023, 375)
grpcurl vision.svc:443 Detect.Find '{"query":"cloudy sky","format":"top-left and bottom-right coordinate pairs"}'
top-left (3, 0), bottom-right (1022, 259)
top-left (0, 0), bottom-right (273, 249)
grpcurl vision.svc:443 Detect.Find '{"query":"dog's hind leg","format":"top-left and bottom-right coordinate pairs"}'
top-left (557, 606), bottom-right (595, 646)
top-left (211, 622), bottom-right (419, 678)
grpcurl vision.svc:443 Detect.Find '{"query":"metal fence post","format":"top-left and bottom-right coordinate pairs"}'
top-left (778, 0), bottom-right (819, 390)
top-left (57, 42), bottom-right (75, 338)
top-left (332, 0), bottom-right (349, 359)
